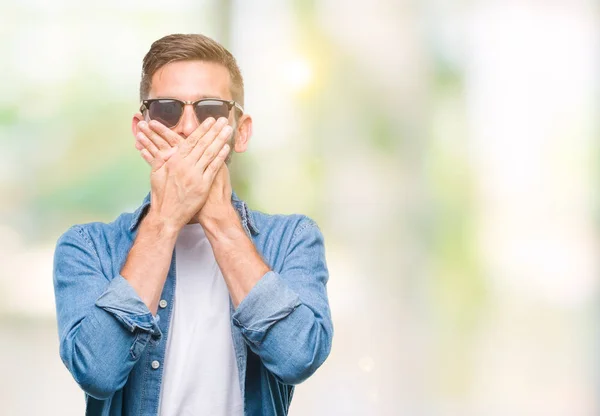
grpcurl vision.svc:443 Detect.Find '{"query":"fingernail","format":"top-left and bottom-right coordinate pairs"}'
top-left (204, 117), bottom-right (215, 126)
top-left (138, 121), bottom-right (147, 129)
top-left (218, 117), bottom-right (228, 126)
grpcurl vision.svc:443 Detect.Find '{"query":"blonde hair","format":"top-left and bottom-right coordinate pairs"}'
top-left (139, 33), bottom-right (244, 105)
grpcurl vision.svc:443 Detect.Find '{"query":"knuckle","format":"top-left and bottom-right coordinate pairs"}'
top-left (206, 158), bottom-right (217, 169)
top-left (204, 149), bottom-right (216, 160)
top-left (149, 120), bottom-right (164, 131)
top-left (209, 123), bottom-right (223, 134)
top-left (199, 129), bottom-right (213, 140)
top-left (180, 141), bottom-right (192, 152)
top-left (152, 134), bottom-right (165, 147)
top-left (195, 141), bottom-right (209, 154)
top-left (220, 126), bottom-right (233, 140)
top-left (198, 118), bottom-right (215, 132)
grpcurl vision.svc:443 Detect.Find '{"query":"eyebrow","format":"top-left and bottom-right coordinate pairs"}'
top-left (154, 94), bottom-right (225, 100)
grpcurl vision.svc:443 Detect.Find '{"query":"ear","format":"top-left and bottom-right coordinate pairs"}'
top-left (233, 113), bottom-right (253, 153)
top-left (131, 112), bottom-right (145, 138)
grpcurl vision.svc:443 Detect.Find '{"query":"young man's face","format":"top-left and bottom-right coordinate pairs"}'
top-left (132, 60), bottom-right (251, 157)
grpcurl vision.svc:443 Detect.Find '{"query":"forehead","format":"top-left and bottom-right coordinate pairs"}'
top-left (149, 60), bottom-right (232, 100)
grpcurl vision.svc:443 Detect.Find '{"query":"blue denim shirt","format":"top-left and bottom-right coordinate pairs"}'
top-left (53, 192), bottom-right (333, 415)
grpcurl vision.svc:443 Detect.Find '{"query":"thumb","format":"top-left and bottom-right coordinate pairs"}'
top-left (165, 146), bottom-right (178, 160)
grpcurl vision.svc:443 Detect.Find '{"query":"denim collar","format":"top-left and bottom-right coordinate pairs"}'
top-left (128, 191), bottom-right (260, 235)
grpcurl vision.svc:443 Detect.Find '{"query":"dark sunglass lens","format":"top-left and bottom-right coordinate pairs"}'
top-left (194, 100), bottom-right (229, 124)
top-left (148, 100), bottom-right (183, 128)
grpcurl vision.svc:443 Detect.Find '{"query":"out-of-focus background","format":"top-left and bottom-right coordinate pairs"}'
top-left (0, 0), bottom-right (598, 415)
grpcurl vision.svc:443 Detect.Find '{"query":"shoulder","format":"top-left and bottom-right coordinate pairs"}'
top-left (247, 207), bottom-right (322, 241)
top-left (245, 207), bottom-right (327, 274)
top-left (55, 211), bottom-right (136, 250)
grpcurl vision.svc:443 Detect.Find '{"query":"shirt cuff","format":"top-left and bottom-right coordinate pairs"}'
top-left (95, 275), bottom-right (162, 340)
top-left (232, 271), bottom-right (301, 346)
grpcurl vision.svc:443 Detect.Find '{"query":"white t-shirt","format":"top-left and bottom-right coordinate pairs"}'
top-left (158, 223), bottom-right (244, 416)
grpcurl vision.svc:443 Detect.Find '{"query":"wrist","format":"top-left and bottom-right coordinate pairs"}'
top-left (143, 210), bottom-right (181, 240)
top-left (200, 204), bottom-right (244, 239)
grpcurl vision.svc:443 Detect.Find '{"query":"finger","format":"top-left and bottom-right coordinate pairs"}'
top-left (136, 131), bottom-right (159, 157)
top-left (135, 134), bottom-right (152, 153)
top-left (164, 146), bottom-right (177, 161)
top-left (137, 133), bottom-right (177, 173)
top-left (138, 121), bottom-right (172, 151)
top-left (148, 120), bottom-right (181, 148)
top-left (140, 149), bottom-right (154, 166)
top-left (185, 117), bottom-right (229, 162)
top-left (203, 144), bottom-right (230, 181)
top-left (184, 117), bottom-right (217, 149)
top-left (137, 130), bottom-right (177, 159)
top-left (180, 116), bottom-right (221, 158)
top-left (140, 146), bottom-right (173, 171)
top-left (195, 122), bottom-right (233, 170)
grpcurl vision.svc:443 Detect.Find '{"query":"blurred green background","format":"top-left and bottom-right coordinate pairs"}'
top-left (1, 0), bottom-right (598, 415)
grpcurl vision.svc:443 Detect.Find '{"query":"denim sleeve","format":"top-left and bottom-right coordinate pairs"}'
top-left (232, 218), bottom-right (333, 385)
top-left (53, 225), bottom-right (161, 400)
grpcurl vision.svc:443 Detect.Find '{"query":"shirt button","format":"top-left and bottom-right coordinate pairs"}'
top-left (151, 360), bottom-right (160, 370)
top-left (159, 299), bottom-right (168, 309)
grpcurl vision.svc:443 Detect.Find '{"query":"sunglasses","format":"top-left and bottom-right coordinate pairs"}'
top-left (140, 98), bottom-right (244, 128)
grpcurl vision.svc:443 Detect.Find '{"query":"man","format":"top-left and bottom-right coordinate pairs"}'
top-left (53, 33), bottom-right (333, 416)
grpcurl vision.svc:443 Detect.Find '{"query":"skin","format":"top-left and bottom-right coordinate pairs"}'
top-left (121, 60), bottom-right (269, 314)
